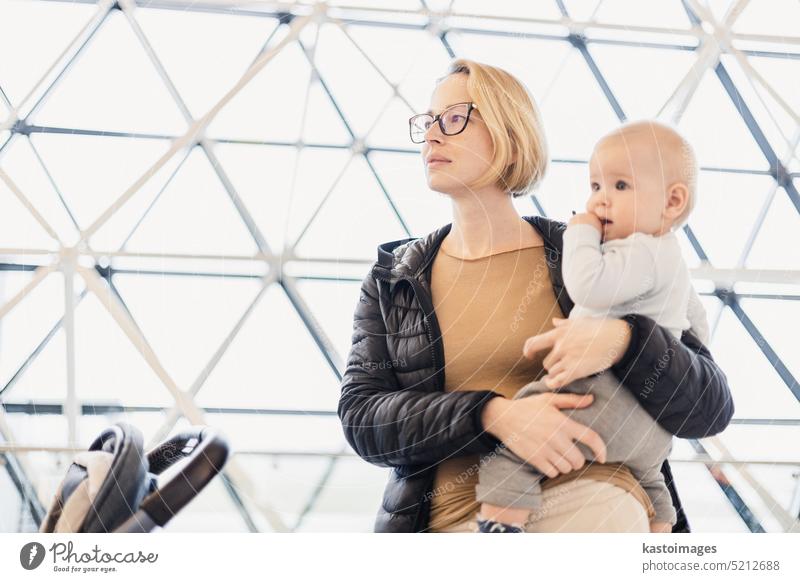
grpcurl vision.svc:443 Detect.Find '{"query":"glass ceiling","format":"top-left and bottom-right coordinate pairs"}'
top-left (0, 0), bottom-right (798, 533)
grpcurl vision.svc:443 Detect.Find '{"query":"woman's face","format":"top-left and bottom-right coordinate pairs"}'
top-left (421, 74), bottom-right (495, 196)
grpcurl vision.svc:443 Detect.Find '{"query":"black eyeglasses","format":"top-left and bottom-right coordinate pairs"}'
top-left (408, 102), bottom-right (478, 144)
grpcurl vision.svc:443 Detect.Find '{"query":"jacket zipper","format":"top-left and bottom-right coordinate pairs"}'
top-left (373, 268), bottom-right (443, 532)
top-left (407, 277), bottom-right (444, 392)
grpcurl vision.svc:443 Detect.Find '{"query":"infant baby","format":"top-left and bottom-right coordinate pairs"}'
top-left (475, 120), bottom-right (710, 533)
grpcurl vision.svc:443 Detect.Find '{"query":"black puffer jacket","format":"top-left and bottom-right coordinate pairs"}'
top-left (338, 215), bottom-right (734, 533)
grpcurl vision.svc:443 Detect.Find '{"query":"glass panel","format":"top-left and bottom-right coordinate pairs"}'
top-left (211, 142), bottom-right (298, 253)
top-left (0, 467), bottom-right (23, 532)
top-left (196, 286), bottom-right (341, 411)
top-left (312, 23), bottom-right (395, 138)
top-left (112, 274), bottom-right (264, 390)
top-left (33, 10), bottom-right (187, 134)
top-left (302, 80), bottom-right (353, 145)
top-left (293, 457), bottom-right (391, 532)
top-left (205, 41), bottom-right (310, 142)
top-left (537, 51), bottom-right (622, 160)
top-left (679, 69), bottom-right (767, 170)
top-left (72, 291), bottom-right (176, 407)
top-left (451, 0), bottom-right (562, 19)
top-left (445, 32), bottom-right (573, 108)
top-left (0, 270), bottom-right (64, 393)
top-left (328, 0), bottom-right (421, 9)
top-left (745, 184), bottom-right (800, 270)
top-left (564, 0), bottom-right (690, 27)
top-left (732, 0), bottom-right (800, 38)
top-left (0, 137), bottom-right (79, 245)
top-left (717, 54), bottom-right (798, 164)
top-left (4, 285), bottom-right (176, 408)
top-left (292, 155), bottom-right (408, 260)
top-left (687, 171), bottom-right (773, 267)
top-left (368, 150), bottom-right (451, 235)
top-left (134, 7), bottom-right (280, 119)
top-left (533, 161), bottom-right (588, 222)
top-left (122, 147), bottom-right (259, 256)
top-left (0, 0), bottom-right (96, 107)
top-left (710, 306), bottom-right (800, 419)
top-left (588, 44), bottom-right (696, 120)
top-left (365, 96), bottom-right (418, 150)
top-left (667, 462), bottom-right (751, 532)
top-left (283, 147), bottom-right (354, 247)
top-left (162, 476), bottom-right (250, 532)
top-left (0, 162), bottom-right (60, 251)
top-left (704, 0), bottom-right (737, 21)
top-left (29, 132), bottom-right (172, 234)
top-left (344, 25), bottom-right (448, 91)
top-left (740, 297), bottom-right (799, 382)
top-left (295, 278), bottom-right (363, 361)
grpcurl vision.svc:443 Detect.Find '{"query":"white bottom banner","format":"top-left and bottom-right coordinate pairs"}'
top-left (2, 533), bottom-right (799, 581)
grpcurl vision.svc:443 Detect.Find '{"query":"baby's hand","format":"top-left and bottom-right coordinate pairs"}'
top-left (649, 521), bottom-right (672, 533)
top-left (568, 212), bottom-right (602, 232)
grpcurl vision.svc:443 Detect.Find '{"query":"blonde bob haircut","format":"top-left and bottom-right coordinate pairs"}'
top-left (438, 59), bottom-right (548, 197)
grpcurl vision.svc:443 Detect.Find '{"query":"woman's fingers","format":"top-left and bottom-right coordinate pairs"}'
top-left (549, 436), bottom-right (585, 472)
top-left (546, 451), bottom-right (573, 475)
top-left (566, 420), bottom-right (607, 464)
top-left (531, 457), bottom-right (559, 479)
top-left (557, 440), bottom-right (586, 471)
top-left (548, 393), bottom-right (594, 410)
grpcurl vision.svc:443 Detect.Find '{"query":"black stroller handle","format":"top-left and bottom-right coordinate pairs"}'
top-left (114, 426), bottom-right (230, 532)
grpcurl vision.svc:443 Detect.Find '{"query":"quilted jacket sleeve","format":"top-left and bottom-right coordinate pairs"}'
top-left (337, 271), bottom-right (503, 468)
top-left (611, 314), bottom-right (734, 439)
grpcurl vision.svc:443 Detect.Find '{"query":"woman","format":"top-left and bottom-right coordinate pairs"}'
top-left (337, 59), bottom-right (733, 533)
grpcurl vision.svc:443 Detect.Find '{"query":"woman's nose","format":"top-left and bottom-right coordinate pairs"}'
top-left (424, 121), bottom-right (444, 144)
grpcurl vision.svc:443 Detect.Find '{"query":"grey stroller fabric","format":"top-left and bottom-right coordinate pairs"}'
top-left (40, 451), bottom-right (114, 533)
top-left (40, 422), bottom-right (151, 533)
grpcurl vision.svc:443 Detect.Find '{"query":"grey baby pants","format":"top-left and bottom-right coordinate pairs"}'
top-left (475, 370), bottom-right (676, 525)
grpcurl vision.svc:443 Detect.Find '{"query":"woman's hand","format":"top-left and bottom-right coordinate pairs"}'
top-left (481, 394), bottom-right (607, 478)
top-left (649, 521), bottom-right (672, 533)
top-left (524, 317), bottom-right (632, 390)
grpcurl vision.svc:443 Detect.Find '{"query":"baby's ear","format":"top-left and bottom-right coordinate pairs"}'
top-left (664, 182), bottom-right (690, 220)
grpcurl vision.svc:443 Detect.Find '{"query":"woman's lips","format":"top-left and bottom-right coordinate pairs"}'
top-left (427, 160), bottom-right (451, 167)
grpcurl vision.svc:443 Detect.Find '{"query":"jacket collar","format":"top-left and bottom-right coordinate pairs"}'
top-left (371, 215), bottom-right (567, 283)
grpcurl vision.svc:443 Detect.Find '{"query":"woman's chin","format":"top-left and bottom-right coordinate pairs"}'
top-left (426, 178), bottom-right (456, 195)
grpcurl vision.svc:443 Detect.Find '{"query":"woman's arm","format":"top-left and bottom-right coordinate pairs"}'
top-left (610, 314), bottom-right (734, 438)
top-left (337, 271), bottom-right (503, 468)
top-left (525, 316), bottom-right (735, 439)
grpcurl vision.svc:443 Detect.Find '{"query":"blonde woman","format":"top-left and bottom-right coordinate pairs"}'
top-left (337, 59), bottom-right (733, 533)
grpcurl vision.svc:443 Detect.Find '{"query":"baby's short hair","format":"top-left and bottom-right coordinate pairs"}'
top-left (607, 120), bottom-right (698, 228)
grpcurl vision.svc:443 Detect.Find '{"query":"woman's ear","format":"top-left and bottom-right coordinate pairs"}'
top-left (663, 182), bottom-right (689, 222)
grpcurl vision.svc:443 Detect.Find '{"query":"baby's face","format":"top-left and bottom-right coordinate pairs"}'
top-left (586, 132), bottom-right (675, 241)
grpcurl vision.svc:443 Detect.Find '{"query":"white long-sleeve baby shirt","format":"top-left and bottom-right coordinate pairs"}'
top-left (562, 223), bottom-right (709, 343)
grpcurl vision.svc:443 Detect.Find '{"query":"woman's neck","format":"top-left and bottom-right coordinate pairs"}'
top-left (443, 186), bottom-right (542, 259)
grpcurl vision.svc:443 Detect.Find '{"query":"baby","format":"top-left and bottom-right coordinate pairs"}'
top-left (475, 120), bottom-right (710, 533)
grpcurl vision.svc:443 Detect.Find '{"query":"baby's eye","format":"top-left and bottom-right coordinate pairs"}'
top-left (615, 180), bottom-right (628, 190)
top-left (590, 182), bottom-right (600, 192)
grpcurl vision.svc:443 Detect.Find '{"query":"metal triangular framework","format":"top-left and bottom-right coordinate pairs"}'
top-left (0, 0), bottom-right (798, 532)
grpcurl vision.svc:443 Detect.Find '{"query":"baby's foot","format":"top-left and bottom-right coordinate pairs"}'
top-left (480, 502), bottom-right (530, 524)
top-left (476, 517), bottom-right (525, 533)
